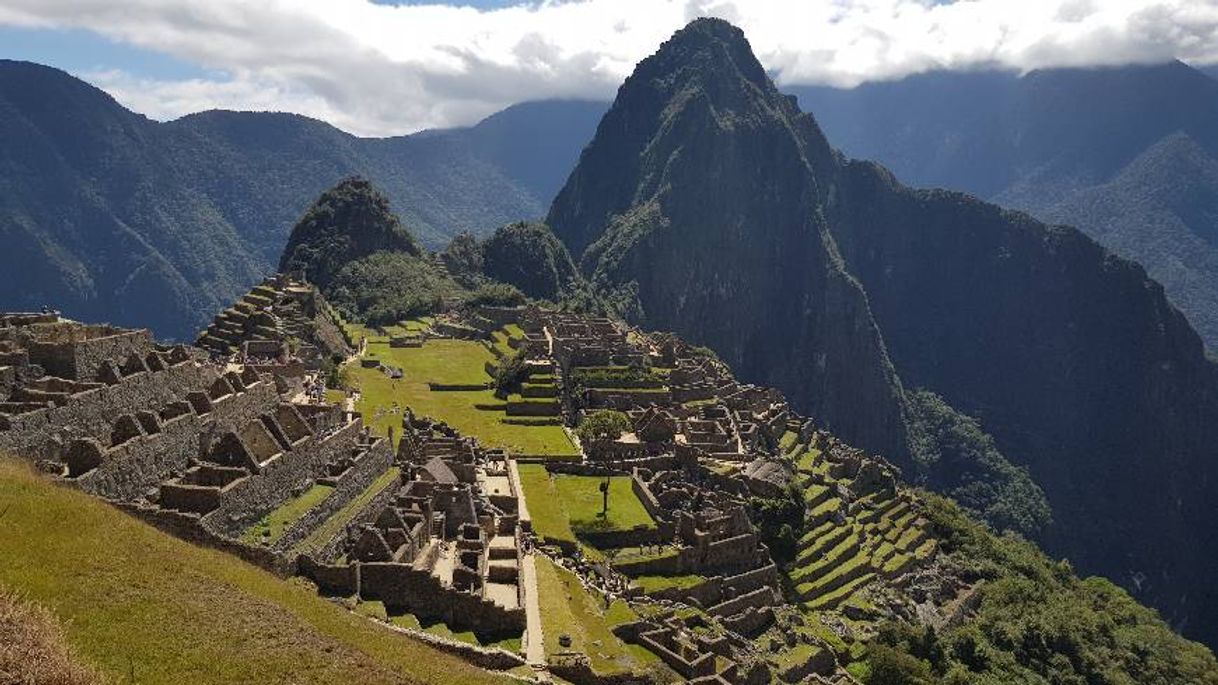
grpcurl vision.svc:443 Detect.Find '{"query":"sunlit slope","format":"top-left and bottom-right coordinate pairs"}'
top-left (0, 460), bottom-right (509, 685)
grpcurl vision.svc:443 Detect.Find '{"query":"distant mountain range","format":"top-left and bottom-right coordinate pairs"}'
top-left (789, 60), bottom-right (1218, 350)
top-left (0, 59), bottom-right (603, 339)
top-left (548, 18), bottom-right (1218, 646)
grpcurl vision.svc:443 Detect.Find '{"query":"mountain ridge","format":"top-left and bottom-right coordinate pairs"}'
top-left (550, 17), bottom-right (1218, 645)
top-left (792, 60), bottom-right (1218, 350)
top-left (0, 59), bottom-right (603, 339)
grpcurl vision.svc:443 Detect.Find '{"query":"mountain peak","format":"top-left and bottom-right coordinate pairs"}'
top-left (279, 176), bottom-right (422, 288)
top-left (637, 17), bottom-right (770, 94)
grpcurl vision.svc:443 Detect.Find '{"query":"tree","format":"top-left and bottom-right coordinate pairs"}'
top-left (576, 410), bottom-right (630, 443)
top-left (493, 349), bottom-right (530, 399)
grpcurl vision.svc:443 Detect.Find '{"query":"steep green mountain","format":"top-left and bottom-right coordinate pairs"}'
top-left (549, 17), bottom-right (1218, 646)
top-left (0, 59), bottom-right (603, 339)
top-left (280, 178), bottom-right (458, 325)
top-left (791, 62), bottom-right (1218, 349)
top-left (280, 177), bottom-right (422, 287)
top-left (480, 221), bottom-right (582, 302)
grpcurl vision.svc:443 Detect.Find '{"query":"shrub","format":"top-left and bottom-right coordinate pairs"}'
top-left (468, 282), bottom-right (527, 307)
top-left (576, 410), bottom-right (631, 443)
top-left (493, 349), bottom-right (530, 399)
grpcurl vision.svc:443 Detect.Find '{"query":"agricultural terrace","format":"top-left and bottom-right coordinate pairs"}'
top-left (340, 321), bottom-right (578, 459)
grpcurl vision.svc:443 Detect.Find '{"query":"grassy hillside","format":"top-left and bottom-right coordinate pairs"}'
top-left (0, 460), bottom-right (509, 685)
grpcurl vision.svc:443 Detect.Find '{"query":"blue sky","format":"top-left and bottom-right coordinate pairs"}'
top-left (0, 26), bottom-right (212, 80)
top-left (0, 0), bottom-right (1214, 136)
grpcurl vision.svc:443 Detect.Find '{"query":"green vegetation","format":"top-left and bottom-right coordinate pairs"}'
top-left (243, 483), bottom-right (335, 545)
top-left (296, 468), bottom-right (401, 555)
top-left (517, 466), bottom-right (654, 544)
top-left (280, 177), bottom-right (422, 289)
top-left (327, 252), bottom-right (462, 326)
top-left (553, 475), bottom-right (656, 533)
top-left (535, 556), bottom-right (659, 676)
top-left (856, 493), bottom-right (1218, 685)
top-left (568, 365), bottom-right (665, 390)
top-left (346, 338), bottom-right (577, 457)
top-left (574, 409), bottom-right (631, 443)
top-left (492, 348), bottom-right (530, 398)
top-left (748, 482), bottom-right (805, 562)
top-left (905, 389), bottom-right (1051, 537)
top-left (468, 282), bottom-right (527, 307)
top-left (517, 464), bottom-right (577, 544)
top-left (632, 574), bottom-right (705, 594)
top-left (481, 221), bottom-right (583, 302)
top-left (0, 460), bottom-right (507, 685)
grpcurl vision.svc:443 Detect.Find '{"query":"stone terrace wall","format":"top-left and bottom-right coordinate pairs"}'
top-left (70, 378), bottom-right (281, 501)
top-left (359, 562), bottom-right (525, 634)
top-left (0, 360), bottom-right (215, 462)
top-left (25, 327), bottom-right (152, 380)
top-left (204, 420), bottom-right (374, 538)
top-left (273, 441), bottom-right (394, 553)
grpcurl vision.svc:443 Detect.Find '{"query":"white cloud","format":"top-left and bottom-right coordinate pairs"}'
top-left (1, 0), bottom-right (1216, 136)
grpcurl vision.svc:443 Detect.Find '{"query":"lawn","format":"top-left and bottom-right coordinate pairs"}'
top-left (535, 556), bottom-right (660, 676)
top-left (632, 574), bottom-right (706, 594)
top-left (554, 475), bottom-right (656, 533)
top-left (0, 460), bottom-right (507, 685)
top-left (347, 338), bottom-right (578, 458)
top-left (243, 483), bottom-right (334, 545)
top-left (517, 464), bottom-right (576, 544)
top-left (517, 467), bottom-right (656, 543)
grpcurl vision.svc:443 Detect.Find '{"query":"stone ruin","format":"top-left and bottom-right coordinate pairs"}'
top-left (299, 412), bottom-right (526, 637)
top-left (195, 275), bottom-right (351, 393)
top-left (1, 293), bottom-right (956, 683)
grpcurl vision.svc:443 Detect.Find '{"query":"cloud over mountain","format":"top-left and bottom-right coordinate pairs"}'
top-left (1, 0), bottom-right (1215, 135)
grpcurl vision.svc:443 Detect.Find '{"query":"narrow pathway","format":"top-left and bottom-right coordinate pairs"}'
top-left (521, 550), bottom-right (548, 678)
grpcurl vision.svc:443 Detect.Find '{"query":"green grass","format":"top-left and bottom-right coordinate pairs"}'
top-left (517, 465), bottom-right (576, 544)
top-left (295, 467), bottom-right (401, 555)
top-left (796, 448), bottom-right (822, 472)
top-left (346, 338), bottom-right (578, 457)
top-left (771, 642), bottom-right (829, 671)
top-left (243, 484), bottom-right (335, 545)
top-left (0, 460), bottom-right (508, 685)
top-left (552, 475), bottom-right (656, 534)
top-left (356, 601), bottom-right (522, 653)
top-left (535, 556), bottom-right (657, 675)
top-left (517, 467), bottom-right (655, 558)
top-left (779, 431), bottom-right (799, 453)
top-left (632, 575), bottom-right (705, 594)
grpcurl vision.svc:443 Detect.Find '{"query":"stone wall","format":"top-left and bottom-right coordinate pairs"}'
top-left (26, 327), bottom-right (152, 380)
top-left (312, 471), bottom-right (402, 563)
top-left (68, 377), bottom-right (281, 501)
top-left (0, 360), bottom-right (215, 462)
top-left (359, 562), bottom-right (525, 633)
top-left (272, 441), bottom-right (395, 553)
top-left (204, 421), bottom-right (375, 538)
